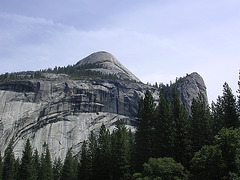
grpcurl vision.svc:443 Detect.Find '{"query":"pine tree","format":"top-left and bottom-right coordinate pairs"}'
top-left (39, 153), bottom-right (47, 180)
top-left (211, 96), bottom-right (225, 135)
top-left (53, 157), bottom-right (62, 180)
top-left (33, 149), bottom-right (40, 180)
top-left (95, 124), bottom-right (112, 180)
top-left (222, 82), bottom-right (239, 128)
top-left (61, 149), bottom-right (75, 180)
top-left (88, 131), bottom-right (97, 179)
top-left (190, 93), bottom-right (213, 154)
top-left (0, 154), bottom-right (2, 180)
top-left (111, 120), bottom-right (132, 180)
top-left (19, 139), bottom-right (34, 180)
top-left (135, 89), bottom-right (156, 170)
top-left (171, 88), bottom-right (191, 167)
top-left (153, 91), bottom-right (174, 158)
top-left (79, 140), bottom-right (91, 180)
top-left (39, 146), bottom-right (53, 180)
top-left (13, 158), bottom-right (20, 180)
top-left (45, 146), bottom-right (53, 180)
top-left (3, 140), bottom-right (15, 180)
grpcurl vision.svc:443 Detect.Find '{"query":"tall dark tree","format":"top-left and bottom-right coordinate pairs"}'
top-left (13, 158), bottom-right (20, 180)
top-left (45, 146), bottom-right (53, 180)
top-left (19, 139), bottom-right (34, 180)
top-left (111, 120), bottom-right (132, 180)
top-left (53, 157), bottom-right (62, 180)
top-left (3, 140), bottom-right (15, 180)
top-left (61, 149), bottom-right (75, 180)
top-left (238, 70), bottom-right (240, 118)
top-left (171, 88), bottom-right (191, 167)
top-left (153, 91), bottom-right (174, 158)
top-left (0, 155), bottom-right (2, 180)
top-left (222, 82), bottom-right (239, 128)
top-left (190, 145), bottom-right (226, 180)
top-left (95, 124), bottom-right (112, 180)
top-left (33, 149), bottom-right (40, 180)
top-left (88, 131), bottom-right (97, 180)
top-left (135, 89), bottom-right (156, 170)
top-left (211, 96), bottom-right (225, 135)
top-left (79, 140), bottom-right (91, 180)
top-left (190, 93), bottom-right (213, 154)
top-left (39, 146), bottom-right (53, 180)
top-left (215, 128), bottom-right (240, 176)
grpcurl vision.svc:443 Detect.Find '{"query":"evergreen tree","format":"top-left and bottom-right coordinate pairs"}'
top-left (39, 146), bottom-right (53, 180)
top-left (0, 155), bottom-right (2, 180)
top-left (61, 149), bottom-right (75, 180)
top-left (88, 131), bottom-right (97, 180)
top-left (214, 128), bottom-right (240, 176)
top-left (135, 89), bottom-right (156, 170)
top-left (53, 157), bottom-right (62, 180)
top-left (3, 140), bottom-right (15, 180)
top-left (153, 91), bottom-right (174, 158)
top-left (222, 82), bottom-right (239, 128)
top-left (238, 70), bottom-right (240, 117)
top-left (13, 158), bottom-right (20, 180)
top-left (95, 124), bottom-right (112, 180)
top-left (72, 157), bottom-right (78, 180)
top-left (190, 93), bottom-right (213, 154)
top-left (211, 96), bottom-right (225, 135)
top-left (33, 149), bottom-right (40, 180)
top-left (190, 145), bottom-right (225, 180)
top-left (79, 140), bottom-right (91, 180)
top-left (171, 88), bottom-right (191, 167)
top-left (45, 146), bottom-right (53, 180)
top-left (111, 120), bottom-right (132, 180)
top-left (19, 139), bottom-right (34, 180)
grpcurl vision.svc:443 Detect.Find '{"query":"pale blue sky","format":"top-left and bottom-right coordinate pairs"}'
top-left (0, 0), bottom-right (239, 103)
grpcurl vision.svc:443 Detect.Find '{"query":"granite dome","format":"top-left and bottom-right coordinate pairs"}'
top-left (76, 51), bottom-right (141, 82)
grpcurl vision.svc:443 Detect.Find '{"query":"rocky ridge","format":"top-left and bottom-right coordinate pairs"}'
top-left (0, 51), bottom-right (207, 160)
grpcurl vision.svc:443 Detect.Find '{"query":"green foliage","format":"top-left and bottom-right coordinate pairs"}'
top-left (95, 124), bottom-right (112, 179)
top-left (19, 139), bottom-right (35, 180)
top-left (171, 89), bottom-right (191, 167)
top-left (190, 93), bottom-right (213, 154)
top-left (133, 157), bottom-right (188, 180)
top-left (61, 149), bottom-right (76, 180)
top-left (215, 128), bottom-right (240, 175)
top-left (153, 91), bottom-right (174, 158)
top-left (111, 121), bottom-right (132, 180)
top-left (79, 121), bottom-right (134, 180)
top-left (79, 140), bottom-right (91, 180)
top-left (3, 140), bottom-right (15, 180)
top-left (222, 82), bottom-right (239, 128)
top-left (0, 63), bottom-right (136, 83)
top-left (53, 157), bottom-right (62, 180)
top-left (32, 149), bottom-right (40, 180)
top-left (191, 128), bottom-right (240, 179)
top-left (0, 155), bottom-right (2, 180)
top-left (38, 146), bottom-right (53, 180)
top-left (190, 145), bottom-right (225, 180)
top-left (135, 90), bottom-right (156, 169)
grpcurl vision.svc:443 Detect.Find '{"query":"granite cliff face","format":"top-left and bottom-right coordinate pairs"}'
top-left (0, 51), bottom-right (207, 160)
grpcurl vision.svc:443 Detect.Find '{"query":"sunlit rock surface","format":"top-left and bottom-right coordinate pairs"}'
top-left (0, 52), bottom-right (207, 160)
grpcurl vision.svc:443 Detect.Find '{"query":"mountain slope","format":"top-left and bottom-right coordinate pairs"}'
top-left (0, 52), bottom-right (207, 160)
top-left (76, 51), bottom-right (141, 82)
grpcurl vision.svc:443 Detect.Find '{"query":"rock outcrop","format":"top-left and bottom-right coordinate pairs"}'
top-left (76, 51), bottom-right (141, 82)
top-left (163, 72), bottom-right (207, 112)
top-left (0, 51), bottom-right (207, 160)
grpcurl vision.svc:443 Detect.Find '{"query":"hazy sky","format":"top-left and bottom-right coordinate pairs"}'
top-left (0, 0), bottom-right (239, 103)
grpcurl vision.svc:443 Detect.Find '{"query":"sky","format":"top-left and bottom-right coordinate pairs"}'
top-left (0, 0), bottom-right (239, 103)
